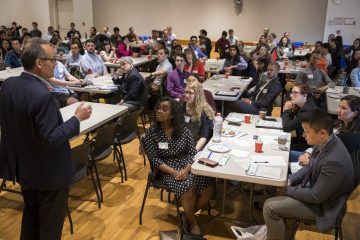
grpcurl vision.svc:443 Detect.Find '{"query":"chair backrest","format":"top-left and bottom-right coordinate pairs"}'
top-left (140, 83), bottom-right (150, 108)
top-left (91, 123), bottom-right (117, 157)
top-left (140, 137), bottom-right (161, 181)
top-left (161, 74), bottom-right (168, 96)
top-left (204, 89), bottom-right (217, 112)
top-left (71, 142), bottom-right (91, 172)
top-left (351, 149), bottom-right (360, 187)
top-left (115, 109), bottom-right (141, 141)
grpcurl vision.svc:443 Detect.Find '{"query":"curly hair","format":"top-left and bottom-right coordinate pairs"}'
top-left (154, 97), bottom-right (184, 139)
top-left (185, 80), bottom-right (214, 122)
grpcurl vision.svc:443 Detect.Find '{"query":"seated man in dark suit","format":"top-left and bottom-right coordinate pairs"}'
top-left (225, 61), bottom-right (282, 115)
top-left (112, 56), bottom-right (145, 111)
top-left (263, 109), bottom-right (355, 240)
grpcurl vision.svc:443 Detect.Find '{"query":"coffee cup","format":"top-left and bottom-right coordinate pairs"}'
top-left (278, 133), bottom-right (287, 146)
top-left (259, 110), bottom-right (267, 120)
top-left (244, 114), bottom-right (251, 124)
top-left (255, 140), bottom-right (263, 153)
top-left (6, 67), bottom-right (10, 73)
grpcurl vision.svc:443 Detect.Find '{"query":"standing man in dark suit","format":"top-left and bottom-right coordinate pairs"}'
top-left (263, 109), bottom-right (354, 240)
top-left (0, 38), bottom-right (92, 239)
top-left (113, 56), bottom-right (145, 111)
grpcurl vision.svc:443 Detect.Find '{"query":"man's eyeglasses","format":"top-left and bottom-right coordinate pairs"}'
top-left (175, 59), bottom-right (184, 62)
top-left (39, 57), bottom-right (57, 63)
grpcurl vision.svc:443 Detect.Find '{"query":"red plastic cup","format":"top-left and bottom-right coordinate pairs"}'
top-left (225, 72), bottom-right (230, 78)
top-left (255, 140), bottom-right (263, 153)
top-left (244, 114), bottom-right (251, 124)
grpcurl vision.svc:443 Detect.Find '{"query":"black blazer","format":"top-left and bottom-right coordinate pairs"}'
top-left (0, 72), bottom-right (80, 190)
top-left (251, 76), bottom-right (282, 110)
top-left (113, 67), bottom-right (145, 103)
top-left (282, 98), bottom-right (319, 151)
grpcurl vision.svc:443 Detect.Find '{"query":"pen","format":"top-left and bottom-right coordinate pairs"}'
top-left (208, 152), bottom-right (212, 158)
top-left (238, 133), bottom-right (248, 138)
top-left (254, 161), bottom-right (268, 163)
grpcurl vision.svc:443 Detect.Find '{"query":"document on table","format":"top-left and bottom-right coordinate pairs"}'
top-left (215, 90), bottom-right (239, 96)
top-left (250, 155), bottom-right (287, 166)
top-left (246, 163), bottom-right (282, 179)
top-left (256, 120), bottom-right (283, 130)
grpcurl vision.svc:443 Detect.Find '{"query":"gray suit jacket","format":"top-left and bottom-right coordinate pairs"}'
top-left (286, 135), bottom-right (354, 232)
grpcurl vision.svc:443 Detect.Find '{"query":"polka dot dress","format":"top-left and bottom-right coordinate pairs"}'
top-left (143, 125), bottom-right (212, 197)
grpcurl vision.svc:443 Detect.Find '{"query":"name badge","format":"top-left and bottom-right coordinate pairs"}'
top-left (262, 89), bottom-right (268, 94)
top-left (307, 74), bottom-right (314, 79)
top-left (184, 116), bottom-right (190, 123)
top-left (159, 142), bottom-right (169, 149)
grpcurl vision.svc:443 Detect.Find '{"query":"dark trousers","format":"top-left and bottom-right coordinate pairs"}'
top-left (20, 187), bottom-right (69, 240)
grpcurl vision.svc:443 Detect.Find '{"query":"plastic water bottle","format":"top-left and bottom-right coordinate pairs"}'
top-left (213, 113), bottom-right (223, 142)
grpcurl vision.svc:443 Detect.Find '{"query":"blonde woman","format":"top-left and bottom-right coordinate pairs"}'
top-left (182, 79), bottom-right (214, 151)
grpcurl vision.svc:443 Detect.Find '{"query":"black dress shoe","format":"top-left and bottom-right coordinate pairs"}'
top-left (182, 231), bottom-right (204, 240)
top-left (181, 212), bottom-right (190, 233)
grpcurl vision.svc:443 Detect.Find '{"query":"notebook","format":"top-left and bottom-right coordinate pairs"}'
top-left (255, 120), bottom-right (283, 130)
top-left (215, 90), bottom-right (240, 96)
top-left (246, 163), bottom-right (282, 179)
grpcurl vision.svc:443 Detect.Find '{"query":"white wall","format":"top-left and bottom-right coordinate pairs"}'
top-left (323, 0), bottom-right (360, 45)
top-left (92, 0), bottom-right (328, 43)
top-left (0, 0), bottom-right (51, 35)
top-left (73, 0), bottom-right (93, 38)
top-left (0, 0), bottom-right (330, 43)
top-left (0, 0), bottom-right (92, 39)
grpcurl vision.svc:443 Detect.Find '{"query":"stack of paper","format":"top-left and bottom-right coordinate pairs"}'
top-left (256, 120), bottom-right (283, 129)
top-left (246, 163), bottom-right (282, 179)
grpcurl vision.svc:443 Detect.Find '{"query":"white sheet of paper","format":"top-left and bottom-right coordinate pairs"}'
top-left (256, 120), bottom-right (283, 129)
top-left (290, 162), bottom-right (304, 174)
top-left (255, 165), bottom-right (282, 179)
top-left (251, 155), bottom-right (287, 166)
top-left (229, 149), bottom-right (249, 157)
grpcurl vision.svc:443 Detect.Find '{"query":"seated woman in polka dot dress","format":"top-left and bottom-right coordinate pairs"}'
top-left (143, 97), bottom-right (214, 237)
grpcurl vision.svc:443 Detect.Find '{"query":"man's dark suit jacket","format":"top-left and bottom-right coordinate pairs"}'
top-left (250, 76), bottom-right (282, 111)
top-left (113, 67), bottom-right (145, 104)
top-left (287, 135), bottom-right (354, 232)
top-left (0, 72), bottom-right (80, 190)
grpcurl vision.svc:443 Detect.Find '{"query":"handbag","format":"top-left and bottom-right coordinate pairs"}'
top-left (231, 225), bottom-right (267, 240)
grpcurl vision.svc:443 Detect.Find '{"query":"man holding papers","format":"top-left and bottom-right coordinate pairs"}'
top-left (263, 109), bottom-right (354, 240)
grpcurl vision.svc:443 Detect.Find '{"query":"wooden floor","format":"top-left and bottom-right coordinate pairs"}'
top-left (1, 121), bottom-right (359, 240)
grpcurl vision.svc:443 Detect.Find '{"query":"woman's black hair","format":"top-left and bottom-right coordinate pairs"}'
top-left (339, 95), bottom-right (360, 133)
top-left (225, 45), bottom-right (241, 64)
top-left (155, 96), bottom-right (184, 139)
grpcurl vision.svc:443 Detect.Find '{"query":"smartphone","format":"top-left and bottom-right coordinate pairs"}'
top-left (228, 122), bottom-right (241, 126)
top-left (264, 117), bottom-right (277, 122)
